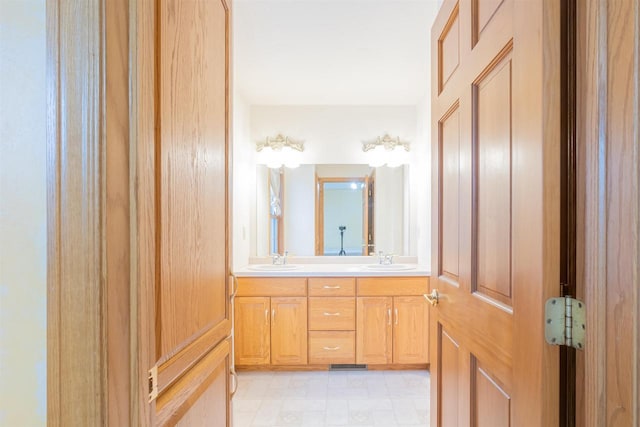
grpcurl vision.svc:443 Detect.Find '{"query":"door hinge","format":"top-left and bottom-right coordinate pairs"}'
top-left (148, 365), bottom-right (158, 402)
top-left (544, 296), bottom-right (585, 350)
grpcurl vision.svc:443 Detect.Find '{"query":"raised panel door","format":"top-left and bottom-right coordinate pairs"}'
top-left (431, 0), bottom-right (561, 425)
top-left (393, 296), bottom-right (429, 364)
top-left (356, 297), bottom-right (392, 364)
top-left (271, 297), bottom-right (308, 365)
top-left (234, 297), bottom-right (270, 366)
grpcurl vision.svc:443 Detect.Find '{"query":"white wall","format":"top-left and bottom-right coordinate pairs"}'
top-left (251, 105), bottom-right (417, 164)
top-left (0, 0), bottom-right (47, 424)
top-left (231, 92), bottom-right (255, 271)
top-left (374, 166), bottom-right (405, 256)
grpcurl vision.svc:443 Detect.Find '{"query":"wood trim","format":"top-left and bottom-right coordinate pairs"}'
top-left (156, 338), bottom-right (231, 427)
top-left (235, 364), bottom-right (428, 372)
top-left (130, 0), bottom-right (157, 423)
top-left (577, 0), bottom-right (640, 425)
top-left (316, 177), bottom-right (367, 256)
top-left (47, 0), bottom-right (109, 424)
top-left (157, 320), bottom-right (232, 394)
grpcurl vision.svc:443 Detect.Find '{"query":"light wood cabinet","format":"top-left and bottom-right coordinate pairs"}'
top-left (356, 297), bottom-right (393, 364)
top-left (234, 275), bottom-right (429, 369)
top-left (235, 278), bottom-right (308, 367)
top-left (356, 277), bottom-right (430, 365)
top-left (393, 296), bottom-right (429, 364)
top-left (271, 297), bottom-right (308, 365)
top-left (234, 297), bottom-right (270, 365)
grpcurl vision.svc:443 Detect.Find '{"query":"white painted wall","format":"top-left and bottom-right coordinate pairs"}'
top-left (0, 0), bottom-right (47, 424)
top-left (250, 105), bottom-right (417, 164)
top-left (231, 93), bottom-right (255, 272)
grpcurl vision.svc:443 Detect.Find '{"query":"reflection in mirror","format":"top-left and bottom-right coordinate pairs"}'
top-left (255, 164), bottom-right (407, 257)
top-left (316, 177), bottom-right (372, 256)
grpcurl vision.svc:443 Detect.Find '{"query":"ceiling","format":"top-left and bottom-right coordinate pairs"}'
top-left (234, 1), bottom-right (440, 105)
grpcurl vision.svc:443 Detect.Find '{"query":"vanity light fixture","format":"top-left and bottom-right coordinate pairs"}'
top-left (256, 134), bottom-right (305, 169)
top-left (362, 134), bottom-right (410, 168)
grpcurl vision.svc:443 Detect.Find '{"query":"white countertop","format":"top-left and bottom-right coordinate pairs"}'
top-left (233, 261), bottom-right (431, 277)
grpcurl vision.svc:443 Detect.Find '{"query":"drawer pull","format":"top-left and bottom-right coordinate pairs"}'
top-left (323, 285), bottom-right (341, 289)
top-left (323, 346), bottom-right (341, 351)
top-left (323, 312), bottom-right (341, 316)
top-left (388, 308), bottom-right (392, 326)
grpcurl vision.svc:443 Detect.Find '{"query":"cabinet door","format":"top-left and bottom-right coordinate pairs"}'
top-left (234, 297), bottom-right (270, 365)
top-left (393, 296), bottom-right (429, 364)
top-left (356, 297), bottom-right (392, 364)
top-left (271, 297), bottom-right (308, 365)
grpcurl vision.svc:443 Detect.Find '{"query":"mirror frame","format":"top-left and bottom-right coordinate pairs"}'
top-left (314, 176), bottom-right (373, 256)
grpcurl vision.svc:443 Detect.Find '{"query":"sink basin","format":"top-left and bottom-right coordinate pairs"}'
top-left (362, 264), bottom-right (416, 271)
top-left (247, 264), bottom-right (303, 271)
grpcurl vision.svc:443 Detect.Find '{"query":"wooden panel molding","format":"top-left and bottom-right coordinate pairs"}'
top-left (270, 297), bottom-right (308, 365)
top-left (156, 339), bottom-right (231, 427)
top-left (158, 0), bottom-right (230, 357)
top-left (439, 327), bottom-right (460, 427)
top-left (473, 43), bottom-right (514, 306)
top-left (472, 0), bottom-right (505, 46)
top-left (439, 101), bottom-right (461, 282)
top-left (438, 2), bottom-right (460, 93)
top-left (472, 357), bottom-right (511, 427)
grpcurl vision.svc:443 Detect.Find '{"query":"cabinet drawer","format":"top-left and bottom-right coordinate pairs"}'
top-left (308, 278), bottom-right (356, 296)
top-left (308, 331), bottom-right (355, 364)
top-left (357, 277), bottom-right (429, 296)
top-left (308, 297), bottom-right (355, 331)
top-left (237, 277), bottom-right (307, 297)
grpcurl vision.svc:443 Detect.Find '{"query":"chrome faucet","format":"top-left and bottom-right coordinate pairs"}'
top-left (378, 251), bottom-right (394, 265)
top-left (271, 251), bottom-right (289, 265)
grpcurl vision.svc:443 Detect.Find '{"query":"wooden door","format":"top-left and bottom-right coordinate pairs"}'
top-left (430, 0), bottom-right (561, 425)
top-left (234, 297), bottom-right (271, 366)
top-left (135, 0), bottom-right (233, 424)
top-left (393, 296), bottom-right (429, 364)
top-left (356, 297), bottom-right (393, 364)
top-left (270, 297), bottom-right (308, 365)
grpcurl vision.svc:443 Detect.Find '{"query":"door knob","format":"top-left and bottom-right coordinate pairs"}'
top-left (424, 289), bottom-right (440, 306)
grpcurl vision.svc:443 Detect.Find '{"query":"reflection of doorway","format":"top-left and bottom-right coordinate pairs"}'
top-left (315, 177), bottom-right (371, 255)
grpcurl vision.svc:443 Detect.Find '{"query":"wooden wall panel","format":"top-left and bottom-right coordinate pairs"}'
top-left (440, 103), bottom-right (461, 281)
top-left (439, 328), bottom-right (460, 427)
top-left (438, 4), bottom-right (460, 93)
top-left (473, 50), bottom-right (513, 306)
top-left (473, 358), bottom-right (510, 427)
top-left (158, 0), bottom-right (229, 356)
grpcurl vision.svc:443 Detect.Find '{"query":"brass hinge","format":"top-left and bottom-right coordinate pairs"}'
top-left (148, 366), bottom-right (158, 402)
top-left (544, 296), bottom-right (585, 350)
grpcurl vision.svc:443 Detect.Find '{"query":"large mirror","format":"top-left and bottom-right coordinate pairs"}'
top-left (255, 164), bottom-right (408, 256)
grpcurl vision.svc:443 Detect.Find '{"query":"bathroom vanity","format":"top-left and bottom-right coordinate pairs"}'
top-left (232, 263), bottom-right (430, 370)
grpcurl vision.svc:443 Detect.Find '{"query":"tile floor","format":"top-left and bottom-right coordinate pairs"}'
top-left (232, 370), bottom-right (430, 427)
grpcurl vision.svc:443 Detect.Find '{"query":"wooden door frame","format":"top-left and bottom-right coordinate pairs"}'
top-left (315, 177), bottom-right (369, 256)
top-left (575, 0), bottom-right (640, 425)
top-left (47, 0), bottom-right (136, 424)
